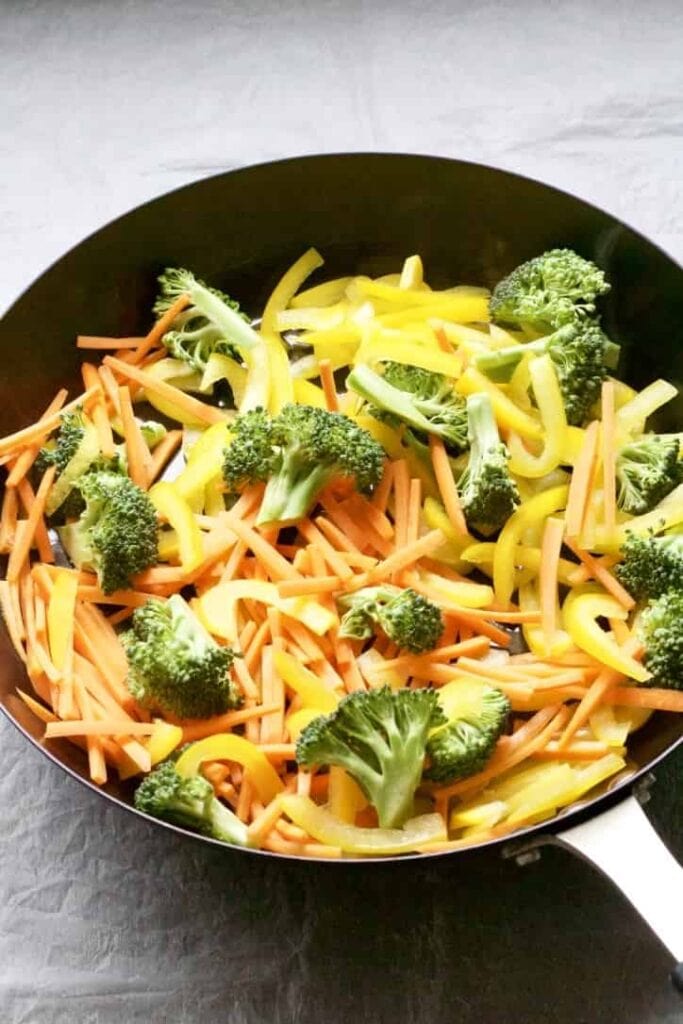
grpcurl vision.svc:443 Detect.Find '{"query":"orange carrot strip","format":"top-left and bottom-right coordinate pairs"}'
top-left (15, 479), bottom-right (53, 565)
top-left (118, 385), bottom-right (153, 489)
top-left (406, 478), bottom-right (422, 545)
top-left (346, 529), bottom-right (446, 591)
top-left (73, 674), bottom-right (108, 784)
top-left (277, 576), bottom-right (341, 598)
top-left (97, 364), bottom-right (123, 415)
top-left (77, 335), bottom-right (145, 349)
top-left (179, 702), bottom-right (281, 744)
top-left (297, 519), bottom-right (354, 580)
top-left (131, 293), bottom-right (190, 365)
top-left (430, 435), bottom-right (467, 535)
top-left (391, 459), bottom-right (410, 560)
top-left (371, 460), bottom-right (394, 513)
top-left (247, 794), bottom-right (285, 846)
top-left (565, 420), bottom-right (600, 540)
top-left (344, 493), bottom-right (395, 541)
top-left (80, 363), bottom-right (115, 458)
top-left (0, 486), bottom-right (18, 553)
top-left (318, 358), bottom-right (339, 412)
top-left (0, 580), bottom-right (26, 662)
top-left (0, 387), bottom-right (99, 458)
top-left (149, 429), bottom-right (183, 482)
top-left (540, 517), bottom-right (565, 642)
top-left (103, 355), bottom-right (225, 426)
top-left (318, 494), bottom-right (392, 557)
top-left (531, 740), bottom-right (616, 762)
top-left (8, 466), bottom-right (56, 580)
top-left (313, 515), bottom-right (361, 553)
top-left (609, 617), bottom-right (631, 645)
top-left (601, 381), bottom-right (617, 534)
top-left (565, 553), bottom-right (619, 588)
top-left (602, 686), bottom-right (683, 712)
top-left (219, 513), bottom-right (301, 581)
top-left (45, 720), bottom-right (156, 738)
top-left (565, 539), bottom-right (635, 611)
top-left (557, 638), bottom-right (644, 748)
top-left (6, 389), bottom-right (69, 487)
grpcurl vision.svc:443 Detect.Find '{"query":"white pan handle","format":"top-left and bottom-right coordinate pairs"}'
top-left (556, 795), bottom-right (683, 969)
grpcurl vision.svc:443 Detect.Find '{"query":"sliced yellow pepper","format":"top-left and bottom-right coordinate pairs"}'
top-left (423, 497), bottom-right (475, 571)
top-left (200, 353), bottom-right (247, 407)
top-left (508, 355), bottom-right (567, 478)
top-left (275, 301), bottom-right (349, 333)
top-left (398, 254), bottom-right (424, 290)
top-left (285, 708), bottom-right (324, 742)
top-left (520, 580), bottom-right (573, 658)
top-left (308, 327), bottom-right (361, 366)
top-left (273, 650), bottom-right (340, 712)
top-left (416, 569), bottom-right (494, 609)
top-left (290, 276), bottom-right (353, 309)
top-left (176, 734), bottom-right (284, 804)
top-left (493, 486), bottom-right (569, 605)
top-left (616, 379), bottom-right (678, 436)
top-left (142, 358), bottom-right (206, 426)
top-left (147, 720), bottom-right (184, 765)
top-left (328, 767), bottom-right (368, 824)
top-left (591, 483), bottom-right (683, 551)
top-left (292, 378), bottom-right (328, 409)
top-left (561, 426), bottom-right (587, 464)
top-left (560, 752), bottom-right (627, 804)
top-left (281, 795), bottom-right (447, 855)
top-left (463, 541), bottom-right (579, 589)
top-left (562, 586), bottom-right (650, 681)
top-left (356, 336), bottom-right (463, 379)
top-left (173, 421), bottom-right (231, 511)
top-left (455, 367), bottom-right (543, 440)
top-left (449, 800), bottom-right (507, 831)
top-left (199, 580), bottom-right (337, 643)
top-left (149, 481), bottom-right (204, 572)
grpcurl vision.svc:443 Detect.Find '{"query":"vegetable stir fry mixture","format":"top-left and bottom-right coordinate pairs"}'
top-left (1, 247), bottom-right (682, 859)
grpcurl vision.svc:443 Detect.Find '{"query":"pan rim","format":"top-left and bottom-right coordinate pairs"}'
top-left (1, 150), bottom-right (682, 863)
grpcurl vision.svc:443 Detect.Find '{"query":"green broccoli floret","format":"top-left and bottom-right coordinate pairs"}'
top-left (154, 267), bottom-right (257, 374)
top-left (425, 679), bottom-right (510, 783)
top-left (337, 585), bottom-right (444, 653)
top-left (616, 532), bottom-right (683, 602)
top-left (457, 393), bottom-right (520, 532)
top-left (639, 591), bottom-right (683, 690)
top-left (222, 404), bottom-right (385, 527)
top-left (138, 419), bottom-right (167, 449)
top-left (57, 470), bottom-right (158, 594)
top-left (615, 436), bottom-right (683, 516)
top-left (489, 248), bottom-right (610, 331)
top-left (35, 411), bottom-right (86, 476)
top-left (122, 595), bottom-right (242, 719)
top-left (474, 322), bottom-right (620, 426)
top-left (296, 686), bottom-right (446, 828)
top-left (347, 362), bottom-right (469, 453)
top-left (134, 760), bottom-right (249, 846)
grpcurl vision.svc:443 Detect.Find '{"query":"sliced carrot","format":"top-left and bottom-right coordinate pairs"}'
top-left (406, 478), bottom-right (422, 545)
top-left (77, 336), bottom-right (145, 349)
top-left (430, 436), bottom-right (467, 535)
top-left (345, 529), bottom-right (446, 591)
top-left (318, 494), bottom-right (392, 558)
top-left (602, 686), bottom-right (683, 712)
top-left (118, 385), bottom-right (153, 489)
top-left (7, 466), bottom-right (56, 581)
top-left (149, 429), bottom-right (183, 482)
top-left (218, 513), bottom-right (301, 582)
top-left (277, 575), bottom-right (341, 598)
top-left (6, 388), bottom-right (69, 487)
top-left (313, 515), bottom-right (361, 554)
top-left (0, 579), bottom-right (26, 662)
top-left (97, 364), bottom-right (123, 415)
top-left (344, 493), bottom-right (394, 541)
top-left (318, 358), bottom-right (339, 412)
top-left (540, 517), bottom-right (565, 642)
top-left (16, 478), bottom-right (54, 565)
top-left (557, 637), bottom-right (644, 748)
top-left (81, 364), bottom-right (115, 458)
top-left (391, 459), bottom-right (410, 560)
top-left (371, 460), bottom-right (394, 513)
top-left (297, 519), bottom-right (354, 580)
top-left (565, 540), bottom-right (635, 611)
top-left (0, 387), bottom-right (99, 459)
top-left (103, 355), bottom-right (225, 426)
top-left (45, 720), bottom-right (156, 738)
top-left (131, 293), bottom-right (190, 365)
top-left (73, 674), bottom-right (108, 784)
top-left (0, 486), bottom-right (18, 554)
top-left (565, 419), bottom-right (600, 540)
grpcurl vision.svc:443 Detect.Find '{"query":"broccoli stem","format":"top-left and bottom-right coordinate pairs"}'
top-left (258, 451), bottom-right (332, 526)
top-left (466, 392), bottom-right (498, 463)
top-left (184, 279), bottom-right (260, 354)
top-left (347, 364), bottom-right (449, 441)
top-left (476, 333), bottom-right (620, 383)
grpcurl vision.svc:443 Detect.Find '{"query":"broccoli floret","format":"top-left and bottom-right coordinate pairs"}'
top-left (490, 248), bottom-right (610, 331)
top-left (35, 411), bottom-right (85, 476)
top-left (134, 760), bottom-right (249, 846)
top-left (222, 404), bottom-right (385, 527)
top-left (338, 585), bottom-right (444, 653)
top-left (154, 268), bottom-right (258, 374)
top-left (122, 595), bottom-right (243, 719)
top-left (616, 436), bottom-right (683, 516)
top-left (457, 393), bottom-right (520, 532)
top-left (474, 322), bottom-right (620, 426)
top-left (347, 362), bottom-right (469, 454)
top-left (616, 532), bottom-right (683, 602)
top-left (296, 686), bottom-right (446, 828)
top-left (425, 679), bottom-right (510, 783)
top-left (57, 470), bottom-right (158, 594)
top-left (639, 591), bottom-right (683, 690)
top-left (138, 419), bottom-right (167, 449)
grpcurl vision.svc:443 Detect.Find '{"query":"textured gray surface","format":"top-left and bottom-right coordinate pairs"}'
top-left (1, 1), bottom-right (682, 1021)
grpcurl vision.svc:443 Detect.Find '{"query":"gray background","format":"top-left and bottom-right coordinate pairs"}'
top-left (1, 1), bottom-right (682, 1021)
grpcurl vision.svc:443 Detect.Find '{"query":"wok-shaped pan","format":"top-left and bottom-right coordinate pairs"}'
top-left (1, 154), bottom-right (681, 978)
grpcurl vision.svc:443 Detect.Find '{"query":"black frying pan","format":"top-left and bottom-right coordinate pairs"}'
top-left (1, 154), bottom-right (681, 977)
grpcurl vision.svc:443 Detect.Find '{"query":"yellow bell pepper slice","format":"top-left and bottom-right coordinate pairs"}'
top-left (260, 248), bottom-right (324, 414)
top-left (520, 581), bottom-right (573, 658)
top-left (281, 795), bottom-right (447, 855)
top-left (47, 570), bottom-right (79, 672)
top-left (505, 763), bottom-right (577, 825)
top-left (173, 421), bottom-right (231, 511)
top-left (560, 752), bottom-right (627, 804)
top-left (508, 355), bottom-right (567, 478)
top-left (199, 580), bottom-right (337, 643)
top-left (561, 426), bottom-right (587, 464)
top-left (147, 720), bottom-right (184, 765)
top-left (423, 497), bottom-right (475, 570)
top-left (142, 358), bottom-right (207, 426)
top-left (416, 569), bottom-right (494, 609)
top-left (455, 368), bottom-right (543, 440)
top-left (398, 254), bottom-right (424, 289)
top-left (285, 708), bottom-right (324, 742)
top-left (292, 378), bottom-right (328, 409)
top-left (328, 767), bottom-right (368, 824)
top-left (149, 481), bottom-right (204, 572)
top-left (449, 800), bottom-right (507, 831)
top-left (290, 276), bottom-right (353, 309)
top-left (356, 336), bottom-right (463, 379)
top-left (275, 302), bottom-right (349, 333)
top-left (616, 379), bottom-right (678, 436)
top-left (591, 483), bottom-right (683, 551)
top-left (176, 734), bottom-right (284, 804)
top-left (273, 650), bottom-right (340, 712)
top-left (308, 327), bottom-right (361, 365)
top-left (562, 586), bottom-right (650, 681)
top-left (356, 647), bottom-right (408, 691)
top-left (493, 485), bottom-right (569, 605)
top-left (200, 353), bottom-right (247, 407)
top-left (463, 542), bottom-right (578, 589)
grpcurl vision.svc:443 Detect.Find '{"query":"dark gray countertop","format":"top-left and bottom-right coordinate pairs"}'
top-left (1, 1), bottom-right (682, 1021)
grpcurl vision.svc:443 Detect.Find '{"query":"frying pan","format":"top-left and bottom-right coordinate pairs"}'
top-left (1, 153), bottom-right (681, 978)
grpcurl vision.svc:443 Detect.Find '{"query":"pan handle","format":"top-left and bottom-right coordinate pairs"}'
top-left (555, 795), bottom-right (683, 982)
